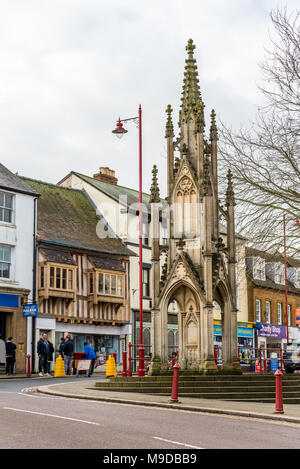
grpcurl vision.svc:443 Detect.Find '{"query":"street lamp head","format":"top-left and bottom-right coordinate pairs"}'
top-left (112, 118), bottom-right (128, 139)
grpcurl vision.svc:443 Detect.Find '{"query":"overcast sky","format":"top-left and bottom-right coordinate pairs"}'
top-left (0, 0), bottom-right (298, 197)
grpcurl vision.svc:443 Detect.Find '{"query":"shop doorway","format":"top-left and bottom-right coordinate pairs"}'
top-left (0, 313), bottom-right (6, 339)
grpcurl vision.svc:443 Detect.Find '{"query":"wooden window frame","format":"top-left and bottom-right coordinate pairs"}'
top-left (39, 263), bottom-right (76, 292)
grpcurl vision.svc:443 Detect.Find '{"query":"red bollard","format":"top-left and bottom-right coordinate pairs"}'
top-left (128, 343), bottom-right (132, 377)
top-left (170, 363), bottom-right (180, 403)
top-left (122, 351), bottom-right (127, 377)
top-left (26, 354), bottom-right (31, 377)
top-left (275, 369), bottom-right (284, 414)
top-left (138, 346), bottom-right (145, 377)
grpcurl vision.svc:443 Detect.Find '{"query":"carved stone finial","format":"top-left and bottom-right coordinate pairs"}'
top-left (226, 169), bottom-right (236, 206)
top-left (180, 39), bottom-right (202, 121)
top-left (186, 38), bottom-right (196, 56)
top-left (165, 104), bottom-right (174, 138)
top-left (210, 109), bottom-right (218, 141)
top-left (149, 165), bottom-right (160, 203)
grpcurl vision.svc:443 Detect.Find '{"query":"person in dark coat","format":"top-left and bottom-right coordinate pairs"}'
top-left (5, 337), bottom-right (16, 376)
top-left (58, 338), bottom-right (65, 358)
top-left (47, 340), bottom-right (55, 375)
top-left (37, 333), bottom-right (49, 376)
top-left (63, 335), bottom-right (73, 375)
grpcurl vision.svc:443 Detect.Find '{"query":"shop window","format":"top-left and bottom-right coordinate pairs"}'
top-left (0, 192), bottom-right (14, 224)
top-left (0, 245), bottom-right (11, 279)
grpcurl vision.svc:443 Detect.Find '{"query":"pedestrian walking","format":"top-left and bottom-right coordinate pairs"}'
top-left (47, 340), bottom-right (55, 375)
top-left (84, 342), bottom-right (96, 377)
top-left (0, 333), bottom-right (5, 365)
top-left (5, 337), bottom-right (16, 376)
top-left (63, 335), bottom-right (73, 375)
top-left (37, 333), bottom-right (49, 376)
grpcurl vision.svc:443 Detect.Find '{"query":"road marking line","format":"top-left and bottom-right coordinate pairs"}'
top-left (3, 407), bottom-right (103, 426)
top-left (153, 436), bottom-right (204, 449)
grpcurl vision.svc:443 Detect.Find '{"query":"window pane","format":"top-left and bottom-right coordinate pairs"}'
top-left (50, 267), bottom-right (54, 287)
top-left (0, 193), bottom-right (4, 207)
top-left (117, 276), bottom-right (122, 296)
top-left (111, 275), bottom-right (116, 295)
top-left (3, 247), bottom-right (11, 262)
top-left (56, 268), bottom-right (61, 289)
top-left (4, 194), bottom-right (13, 209)
top-left (105, 274), bottom-right (110, 294)
top-left (68, 270), bottom-right (73, 290)
top-left (98, 273), bottom-right (103, 293)
top-left (0, 262), bottom-right (10, 278)
top-left (89, 273), bottom-right (93, 293)
top-left (3, 209), bottom-right (12, 223)
top-left (62, 269), bottom-right (67, 289)
top-left (40, 267), bottom-right (44, 288)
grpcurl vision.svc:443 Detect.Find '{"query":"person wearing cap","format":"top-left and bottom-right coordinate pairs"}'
top-left (63, 335), bottom-right (73, 376)
top-left (5, 337), bottom-right (16, 376)
top-left (0, 333), bottom-right (5, 365)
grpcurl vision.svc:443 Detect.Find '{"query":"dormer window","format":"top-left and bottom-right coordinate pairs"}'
top-left (274, 263), bottom-right (285, 285)
top-left (294, 269), bottom-right (300, 289)
top-left (253, 257), bottom-right (266, 281)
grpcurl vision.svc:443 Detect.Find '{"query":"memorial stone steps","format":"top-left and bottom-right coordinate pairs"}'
top-left (93, 373), bottom-right (300, 404)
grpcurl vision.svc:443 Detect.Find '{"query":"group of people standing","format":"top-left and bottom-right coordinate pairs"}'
top-left (0, 332), bottom-right (97, 377)
top-left (0, 334), bottom-right (17, 376)
top-left (37, 334), bottom-right (96, 377)
top-left (37, 333), bottom-right (73, 376)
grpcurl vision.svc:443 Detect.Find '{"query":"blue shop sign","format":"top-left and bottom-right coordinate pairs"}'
top-left (23, 304), bottom-right (38, 317)
top-left (214, 321), bottom-right (254, 339)
top-left (0, 293), bottom-right (19, 308)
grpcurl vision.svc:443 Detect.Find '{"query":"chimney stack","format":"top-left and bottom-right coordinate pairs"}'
top-left (93, 167), bottom-right (118, 185)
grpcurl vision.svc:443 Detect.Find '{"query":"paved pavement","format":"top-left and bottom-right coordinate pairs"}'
top-left (2, 372), bottom-right (300, 425)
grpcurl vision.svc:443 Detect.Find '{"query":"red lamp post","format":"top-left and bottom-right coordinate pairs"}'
top-left (283, 214), bottom-right (289, 345)
top-left (112, 105), bottom-right (145, 377)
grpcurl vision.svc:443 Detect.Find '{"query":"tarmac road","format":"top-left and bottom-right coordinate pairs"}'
top-left (0, 377), bottom-right (300, 450)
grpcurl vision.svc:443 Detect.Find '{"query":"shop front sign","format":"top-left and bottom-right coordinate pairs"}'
top-left (258, 323), bottom-right (286, 339)
top-left (22, 304), bottom-right (38, 317)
